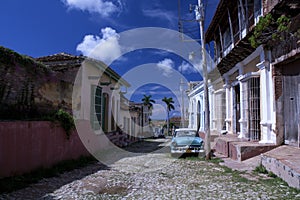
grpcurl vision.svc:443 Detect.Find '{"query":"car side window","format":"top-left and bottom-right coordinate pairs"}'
top-left (175, 131), bottom-right (197, 137)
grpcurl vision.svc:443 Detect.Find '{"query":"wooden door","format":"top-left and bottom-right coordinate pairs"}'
top-left (283, 75), bottom-right (300, 146)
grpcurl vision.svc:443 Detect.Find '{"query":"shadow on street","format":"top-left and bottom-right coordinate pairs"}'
top-left (123, 138), bottom-right (171, 153)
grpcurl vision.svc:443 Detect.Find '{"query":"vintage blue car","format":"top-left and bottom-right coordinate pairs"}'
top-left (170, 128), bottom-right (204, 157)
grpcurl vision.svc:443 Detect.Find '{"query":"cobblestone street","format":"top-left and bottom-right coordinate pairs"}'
top-left (1, 138), bottom-right (300, 200)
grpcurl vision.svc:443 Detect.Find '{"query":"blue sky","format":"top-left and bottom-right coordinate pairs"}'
top-left (0, 0), bottom-right (219, 120)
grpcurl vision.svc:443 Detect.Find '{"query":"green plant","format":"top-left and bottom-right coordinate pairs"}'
top-left (268, 171), bottom-right (277, 178)
top-left (249, 13), bottom-right (291, 49)
top-left (141, 94), bottom-right (155, 113)
top-left (254, 164), bottom-right (268, 174)
top-left (162, 97), bottom-right (175, 134)
top-left (0, 46), bottom-right (49, 75)
top-left (222, 165), bottom-right (233, 173)
top-left (55, 109), bottom-right (75, 139)
top-left (208, 157), bottom-right (224, 164)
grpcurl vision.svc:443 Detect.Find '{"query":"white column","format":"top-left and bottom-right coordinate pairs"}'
top-left (200, 95), bottom-right (205, 131)
top-left (257, 60), bottom-right (273, 143)
top-left (215, 88), bottom-right (226, 132)
top-left (188, 100), bottom-right (192, 128)
top-left (224, 81), bottom-right (232, 134)
top-left (237, 75), bottom-right (248, 139)
top-left (230, 85), bottom-right (236, 134)
top-left (191, 99), bottom-right (195, 129)
top-left (236, 65), bottom-right (248, 139)
top-left (116, 99), bottom-right (120, 126)
top-left (210, 87), bottom-right (216, 130)
top-left (200, 96), bottom-right (205, 131)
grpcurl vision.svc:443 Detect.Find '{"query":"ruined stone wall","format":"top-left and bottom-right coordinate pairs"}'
top-left (37, 68), bottom-right (78, 114)
top-left (0, 47), bottom-right (75, 119)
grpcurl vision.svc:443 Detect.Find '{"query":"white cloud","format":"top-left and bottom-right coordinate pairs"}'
top-left (76, 27), bottom-right (122, 64)
top-left (151, 49), bottom-right (172, 57)
top-left (156, 58), bottom-right (174, 77)
top-left (151, 104), bottom-right (167, 120)
top-left (61, 0), bottom-right (121, 17)
top-left (178, 61), bottom-right (198, 74)
top-left (149, 85), bottom-right (163, 91)
top-left (143, 9), bottom-right (176, 25)
top-left (170, 111), bottom-right (181, 118)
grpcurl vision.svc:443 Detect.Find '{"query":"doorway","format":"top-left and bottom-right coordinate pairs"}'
top-left (102, 93), bottom-right (109, 132)
top-left (233, 84), bottom-right (241, 134)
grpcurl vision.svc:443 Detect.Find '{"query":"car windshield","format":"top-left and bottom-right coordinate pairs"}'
top-left (175, 131), bottom-right (197, 137)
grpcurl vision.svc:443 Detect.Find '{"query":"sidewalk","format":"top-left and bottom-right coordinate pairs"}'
top-left (215, 145), bottom-right (300, 189)
top-left (261, 145), bottom-right (300, 189)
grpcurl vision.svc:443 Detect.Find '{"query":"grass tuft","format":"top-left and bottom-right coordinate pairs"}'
top-left (254, 164), bottom-right (268, 174)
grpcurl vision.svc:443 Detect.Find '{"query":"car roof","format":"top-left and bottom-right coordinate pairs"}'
top-left (175, 128), bottom-right (197, 132)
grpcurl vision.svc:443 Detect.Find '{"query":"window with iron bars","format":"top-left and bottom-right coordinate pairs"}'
top-left (248, 77), bottom-right (261, 141)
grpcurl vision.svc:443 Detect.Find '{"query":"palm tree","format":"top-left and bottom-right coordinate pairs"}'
top-left (141, 95), bottom-right (156, 126)
top-left (162, 97), bottom-right (175, 135)
top-left (141, 95), bottom-right (156, 112)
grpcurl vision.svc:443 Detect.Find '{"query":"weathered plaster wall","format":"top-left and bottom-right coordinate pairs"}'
top-left (0, 121), bottom-right (89, 178)
top-left (0, 120), bottom-right (140, 178)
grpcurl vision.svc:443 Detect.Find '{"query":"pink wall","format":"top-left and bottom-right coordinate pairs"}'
top-left (0, 121), bottom-right (90, 178)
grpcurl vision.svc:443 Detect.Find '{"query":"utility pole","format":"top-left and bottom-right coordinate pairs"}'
top-left (194, 0), bottom-right (211, 159)
top-left (179, 78), bottom-right (185, 128)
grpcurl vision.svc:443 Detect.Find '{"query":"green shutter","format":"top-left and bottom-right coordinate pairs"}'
top-left (90, 85), bottom-right (102, 130)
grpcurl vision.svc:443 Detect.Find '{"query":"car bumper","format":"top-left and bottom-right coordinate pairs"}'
top-left (170, 148), bottom-right (204, 154)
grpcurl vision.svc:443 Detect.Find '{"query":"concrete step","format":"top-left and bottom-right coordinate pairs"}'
top-left (213, 134), bottom-right (277, 162)
top-left (229, 142), bottom-right (277, 162)
top-left (214, 134), bottom-right (242, 157)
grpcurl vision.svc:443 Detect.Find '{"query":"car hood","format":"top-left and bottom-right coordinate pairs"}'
top-left (172, 137), bottom-right (203, 146)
